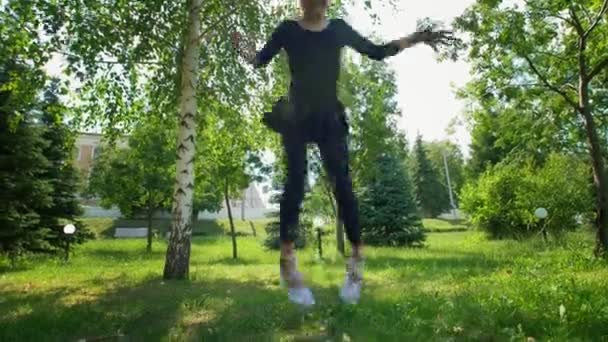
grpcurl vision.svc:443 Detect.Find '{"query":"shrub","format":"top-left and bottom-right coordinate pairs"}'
top-left (460, 154), bottom-right (592, 239)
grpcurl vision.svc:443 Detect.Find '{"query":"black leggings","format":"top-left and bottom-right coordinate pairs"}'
top-left (279, 106), bottom-right (361, 246)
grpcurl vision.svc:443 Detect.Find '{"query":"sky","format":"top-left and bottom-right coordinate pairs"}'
top-left (346, 0), bottom-right (476, 156)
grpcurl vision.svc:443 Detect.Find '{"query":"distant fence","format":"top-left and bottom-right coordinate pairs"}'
top-left (82, 205), bottom-right (277, 220)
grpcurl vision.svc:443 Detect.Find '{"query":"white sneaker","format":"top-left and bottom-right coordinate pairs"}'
top-left (340, 257), bottom-right (363, 304)
top-left (280, 256), bottom-right (315, 307)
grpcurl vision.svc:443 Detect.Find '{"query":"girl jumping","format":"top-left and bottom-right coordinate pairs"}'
top-left (232, 0), bottom-right (451, 306)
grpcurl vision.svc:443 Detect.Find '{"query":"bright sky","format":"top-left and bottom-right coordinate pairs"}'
top-left (346, 0), bottom-right (475, 156)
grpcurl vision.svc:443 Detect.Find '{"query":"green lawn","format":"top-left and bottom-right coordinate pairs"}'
top-left (1, 222), bottom-right (607, 341)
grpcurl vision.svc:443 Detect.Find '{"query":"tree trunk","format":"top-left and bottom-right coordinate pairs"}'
top-left (241, 189), bottom-right (246, 221)
top-left (147, 201), bottom-right (153, 253)
top-left (249, 221), bottom-right (256, 237)
top-left (163, 0), bottom-right (202, 279)
top-left (336, 216), bottom-right (345, 256)
top-left (580, 106), bottom-right (608, 255)
top-left (225, 180), bottom-right (237, 259)
top-left (324, 179), bottom-right (345, 256)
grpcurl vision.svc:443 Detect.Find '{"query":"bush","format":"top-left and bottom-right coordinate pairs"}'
top-left (461, 154), bottom-right (593, 239)
top-left (263, 211), bottom-right (312, 250)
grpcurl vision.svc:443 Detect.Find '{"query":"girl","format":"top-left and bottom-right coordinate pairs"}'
top-left (232, 0), bottom-right (451, 306)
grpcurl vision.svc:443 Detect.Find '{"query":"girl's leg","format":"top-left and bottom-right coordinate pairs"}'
top-left (279, 134), bottom-right (315, 306)
top-left (318, 127), bottom-right (364, 304)
top-left (279, 135), bottom-right (306, 255)
top-left (318, 133), bottom-right (361, 253)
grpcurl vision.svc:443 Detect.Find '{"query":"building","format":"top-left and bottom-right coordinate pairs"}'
top-left (73, 133), bottom-right (272, 219)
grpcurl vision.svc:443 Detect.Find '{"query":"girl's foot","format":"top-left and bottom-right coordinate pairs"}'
top-left (280, 255), bottom-right (315, 307)
top-left (340, 256), bottom-right (363, 304)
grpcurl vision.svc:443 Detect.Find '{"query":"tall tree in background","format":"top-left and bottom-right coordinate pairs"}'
top-left (456, 0), bottom-right (608, 253)
top-left (0, 5), bottom-right (89, 257)
top-left (199, 103), bottom-right (269, 259)
top-left (89, 117), bottom-right (174, 252)
top-left (359, 149), bottom-right (425, 246)
top-left (1, 64), bottom-right (55, 256)
top-left (339, 57), bottom-right (421, 244)
top-left (412, 135), bottom-right (450, 217)
top-left (37, 82), bottom-right (88, 250)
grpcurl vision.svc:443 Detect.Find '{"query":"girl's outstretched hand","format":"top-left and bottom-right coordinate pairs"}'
top-left (414, 29), bottom-right (456, 52)
top-left (231, 32), bottom-right (256, 64)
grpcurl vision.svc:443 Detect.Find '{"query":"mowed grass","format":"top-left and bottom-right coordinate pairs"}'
top-left (1, 221), bottom-right (608, 341)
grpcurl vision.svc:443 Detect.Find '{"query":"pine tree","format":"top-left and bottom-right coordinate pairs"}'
top-left (37, 82), bottom-right (91, 249)
top-left (359, 150), bottom-right (425, 246)
top-left (0, 64), bottom-right (90, 257)
top-left (412, 135), bottom-right (450, 218)
top-left (0, 63), bottom-right (53, 256)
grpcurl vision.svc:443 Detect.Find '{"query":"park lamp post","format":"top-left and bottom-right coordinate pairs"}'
top-left (63, 223), bottom-right (76, 262)
top-left (534, 208), bottom-right (548, 241)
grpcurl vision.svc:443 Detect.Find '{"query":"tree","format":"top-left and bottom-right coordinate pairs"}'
top-left (197, 100), bottom-right (269, 259)
top-left (359, 150), bottom-right (425, 246)
top-left (37, 82), bottom-right (88, 251)
top-left (89, 117), bottom-right (174, 252)
top-left (1, 76), bottom-right (54, 257)
top-left (455, 0), bottom-right (608, 254)
top-left (0, 62), bottom-right (89, 257)
top-left (411, 135), bottom-right (450, 217)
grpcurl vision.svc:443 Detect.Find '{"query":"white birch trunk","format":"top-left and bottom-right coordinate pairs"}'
top-left (163, 0), bottom-right (203, 279)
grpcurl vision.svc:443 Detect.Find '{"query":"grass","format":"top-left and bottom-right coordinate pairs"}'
top-left (1, 221), bottom-right (608, 341)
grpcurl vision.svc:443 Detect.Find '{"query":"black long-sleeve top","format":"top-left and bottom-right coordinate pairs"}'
top-left (254, 19), bottom-right (399, 112)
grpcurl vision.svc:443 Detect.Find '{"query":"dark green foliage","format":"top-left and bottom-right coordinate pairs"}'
top-left (36, 83), bottom-right (89, 248)
top-left (411, 135), bottom-right (450, 217)
top-left (461, 154), bottom-right (593, 240)
top-left (359, 151), bottom-right (425, 246)
top-left (87, 116), bottom-right (180, 219)
top-left (0, 64), bottom-right (88, 256)
top-left (263, 211), bottom-right (311, 250)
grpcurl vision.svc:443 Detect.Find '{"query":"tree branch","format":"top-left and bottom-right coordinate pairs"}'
top-left (550, 14), bottom-right (576, 27)
top-left (53, 50), bottom-right (163, 66)
top-left (585, 0), bottom-right (608, 38)
top-left (523, 55), bottom-right (580, 111)
top-left (569, 5), bottom-right (586, 36)
top-left (589, 57), bottom-right (608, 81)
top-left (197, 1), bottom-right (239, 42)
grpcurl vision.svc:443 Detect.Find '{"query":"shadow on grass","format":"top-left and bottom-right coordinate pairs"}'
top-left (192, 257), bottom-right (262, 266)
top-left (364, 252), bottom-right (509, 281)
top-left (2, 274), bottom-right (608, 341)
top-left (0, 277), bottom-right (302, 341)
top-left (81, 247), bottom-right (166, 262)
